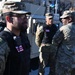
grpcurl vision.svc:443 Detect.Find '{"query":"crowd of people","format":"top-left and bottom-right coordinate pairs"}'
top-left (0, 1), bottom-right (75, 75)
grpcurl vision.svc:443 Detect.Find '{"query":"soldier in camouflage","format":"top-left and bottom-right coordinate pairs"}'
top-left (51, 10), bottom-right (75, 75)
top-left (0, 1), bottom-right (31, 75)
top-left (35, 13), bottom-right (57, 75)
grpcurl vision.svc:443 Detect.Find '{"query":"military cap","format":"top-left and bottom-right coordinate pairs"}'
top-left (2, 1), bottom-right (31, 15)
top-left (45, 13), bottom-right (53, 18)
top-left (60, 10), bottom-right (72, 18)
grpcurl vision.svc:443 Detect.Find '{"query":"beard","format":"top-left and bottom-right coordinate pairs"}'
top-left (19, 23), bottom-right (28, 32)
top-left (20, 26), bottom-right (27, 32)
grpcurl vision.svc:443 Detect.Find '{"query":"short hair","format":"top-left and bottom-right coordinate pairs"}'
top-left (45, 13), bottom-right (53, 18)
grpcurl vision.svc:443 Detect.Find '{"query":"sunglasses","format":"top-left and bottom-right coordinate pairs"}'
top-left (12, 14), bottom-right (28, 19)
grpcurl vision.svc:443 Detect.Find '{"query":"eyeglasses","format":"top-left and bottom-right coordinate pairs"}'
top-left (12, 14), bottom-right (29, 19)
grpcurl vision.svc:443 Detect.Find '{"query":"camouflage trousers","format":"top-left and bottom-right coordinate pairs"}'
top-left (38, 44), bottom-right (55, 75)
top-left (55, 61), bottom-right (75, 75)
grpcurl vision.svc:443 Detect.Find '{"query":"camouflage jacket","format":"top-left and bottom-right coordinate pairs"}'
top-left (35, 25), bottom-right (44, 47)
top-left (52, 22), bottom-right (75, 68)
top-left (0, 37), bottom-right (10, 75)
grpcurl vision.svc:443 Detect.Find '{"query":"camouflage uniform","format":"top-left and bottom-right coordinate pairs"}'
top-left (35, 21), bottom-right (57, 75)
top-left (0, 1), bottom-right (31, 75)
top-left (0, 27), bottom-right (31, 75)
top-left (52, 22), bottom-right (75, 75)
top-left (0, 38), bottom-right (10, 75)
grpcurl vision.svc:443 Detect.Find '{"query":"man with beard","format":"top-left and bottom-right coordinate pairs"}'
top-left (0, 1), bottom-right (31, 75)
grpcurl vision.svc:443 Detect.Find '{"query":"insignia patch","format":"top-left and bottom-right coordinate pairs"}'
top-left (45, 29), bottom-right (50, 32)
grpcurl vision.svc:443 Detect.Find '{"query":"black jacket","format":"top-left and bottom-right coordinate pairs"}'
top-left (42, 24), bottom-right (57, 44)
top-left (0, 30), bottom-right (31, 75)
